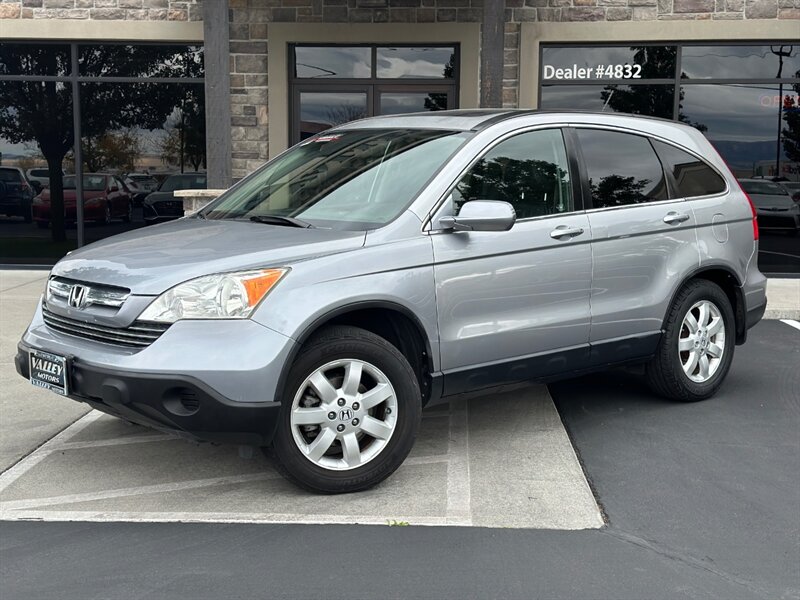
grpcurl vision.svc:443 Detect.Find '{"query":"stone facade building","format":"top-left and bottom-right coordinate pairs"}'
top-left (0, 1), bottom-right (798, 268)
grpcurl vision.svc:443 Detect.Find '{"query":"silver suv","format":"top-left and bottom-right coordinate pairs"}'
top-left (16, 111), bottom-right (767, 493)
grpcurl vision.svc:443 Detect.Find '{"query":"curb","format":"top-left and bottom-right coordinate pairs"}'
top-left (764, 310), bottom-right (800, 320)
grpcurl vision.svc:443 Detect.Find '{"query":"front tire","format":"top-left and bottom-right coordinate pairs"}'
top-left (271, 325), bottom-right (421, 494)
top-left (646, 280), bottom-right (735, 401)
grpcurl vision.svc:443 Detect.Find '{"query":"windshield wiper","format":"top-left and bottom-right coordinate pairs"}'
top-left (249, 215), bottom-right (314, 228)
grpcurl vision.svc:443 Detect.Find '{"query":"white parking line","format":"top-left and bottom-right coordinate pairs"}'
top-left (0, 410), bottom-right (103, 494)
top-left (0, 472), bottom-right (282, 512)
top-left (57, 434), bottom-right (177, 451)
top-left (781, 319), bottom-right (800, 332)
top-left (0, 510), bottom-right (473, 527)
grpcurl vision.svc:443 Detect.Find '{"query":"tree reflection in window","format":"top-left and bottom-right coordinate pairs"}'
top-left (576, 129), bottom-right (667, 208)
top-left (454, 129), bottom-right (572, 219)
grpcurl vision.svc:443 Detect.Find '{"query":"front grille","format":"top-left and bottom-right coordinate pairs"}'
top-left (155, 200), bottom-right (184, 213)
top-left (42, 305), bottom-right (170, 348)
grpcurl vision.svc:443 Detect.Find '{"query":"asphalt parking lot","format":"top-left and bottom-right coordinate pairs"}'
top-left (1, 319), bottom-right (796, 600)
top-left (1, 269), bottom-right (798, 599)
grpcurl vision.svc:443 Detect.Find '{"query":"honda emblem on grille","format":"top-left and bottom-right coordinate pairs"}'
top-left (67, 284), bottom-right (90, 309)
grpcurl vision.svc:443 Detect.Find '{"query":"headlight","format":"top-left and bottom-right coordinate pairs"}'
top-left (138, 268), bottom-right (288, 323)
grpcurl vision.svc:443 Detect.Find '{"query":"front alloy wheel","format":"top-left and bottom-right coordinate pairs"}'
top-left (290, 359), bottom-right (398, 470)
top-left (271, 325), bottom-right (421, 493)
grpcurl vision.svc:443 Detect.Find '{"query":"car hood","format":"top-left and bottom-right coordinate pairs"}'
top-left (143, 191), bottom-right (176, 204)
top-left (51, 218), bottom-right (367, 294)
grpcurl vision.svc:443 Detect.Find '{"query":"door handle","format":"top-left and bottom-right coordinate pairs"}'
top-left (663, 211), bottom-right (690, 225)
top-left (550, 226), bottom-right (585, 240)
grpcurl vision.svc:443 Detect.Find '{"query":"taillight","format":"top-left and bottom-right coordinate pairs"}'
top-left (738, 181), bottom-right (759, 241)
top-left (709, 144), bottom-right (759, 241)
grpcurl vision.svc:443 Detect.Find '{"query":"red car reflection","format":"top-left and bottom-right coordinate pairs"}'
top-left (32, 173), bottom-right (133, 228)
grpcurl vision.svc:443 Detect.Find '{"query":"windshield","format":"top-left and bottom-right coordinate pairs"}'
top-left (29, 169), bottom-right (49, 177)
top-left (63, 175), bottom-right (106, 191)
top-left (159, 174), bottom-right (207, 192)
top-left (201, 128), bottom-right (469, 229)
top-left (740, 180), bottom-right (788, 195)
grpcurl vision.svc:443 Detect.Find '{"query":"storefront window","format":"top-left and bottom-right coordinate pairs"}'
top-left (541, 45), bottom-right (677, 80)
top-left (540, 84), bottom-right (675, 119)
top-left (0, 42), bottom-right (205, 265)
top-left (539, 42), bottom-right (800, 276)
top-left (681, 45), bottom-right (800, 80)
top-left (294, 47), bottom-right (371, 79)
top-left (290, 44), bottom-right (458, 144)
top-left (376, 47), bottom-right (456, 79)
top-left (0, 43), bottom-right (71, 76)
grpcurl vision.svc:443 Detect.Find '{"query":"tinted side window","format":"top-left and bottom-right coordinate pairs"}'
top-left (576, 129), bottom-right (667, 208)
top-left (652, 140), bottom-right (726, 198)
top-left (455, 129), bottom-right (573, 219)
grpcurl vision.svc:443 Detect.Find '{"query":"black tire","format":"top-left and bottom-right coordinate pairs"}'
top-left (646, 280), bottom-right (735, 402)
top-left (23, 203), bottom-right (32, 223)
top-left (270, 325), bottom-right (421, 494)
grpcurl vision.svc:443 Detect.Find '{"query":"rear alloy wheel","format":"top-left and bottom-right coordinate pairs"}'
top-left (646, 280), bottom-right (735, 401)
top-left (271, 326), bottom-right (421, 493)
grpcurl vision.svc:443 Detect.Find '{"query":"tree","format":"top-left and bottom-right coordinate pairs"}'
top-left (781, 81), bottom-right (800, 165)
top-left (82, 130), bottom-right (141, 172)
top-left (424, 52), bottom-right (456, 112)
top-left (600, 46), bottom-right (707, 132)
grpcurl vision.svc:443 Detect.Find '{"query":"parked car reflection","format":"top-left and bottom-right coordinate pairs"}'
top-left (143, 172), bottom-right (206, 224)
top-left (739, 178), bottom-right (800, 236)
top-left (0, 167), bottom-right (35, 223)
top-left (32, 173), bottom-right (133, 228)
top-left (124, 173), bottom-right (159, 205)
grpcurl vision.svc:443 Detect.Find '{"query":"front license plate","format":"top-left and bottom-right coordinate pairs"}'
top-left (29, 350), bottom-right (69, 396)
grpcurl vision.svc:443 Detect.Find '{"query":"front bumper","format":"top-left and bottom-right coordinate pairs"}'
top-left (143, 201), bottom-right (184, 222)
top-left (17, 300), bottom-right (296, 445)
top-left (16, 346), bottom-right (280, 445)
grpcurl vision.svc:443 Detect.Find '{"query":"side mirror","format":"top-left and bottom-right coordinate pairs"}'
top-left (438, 200), bottom-right (516, 232)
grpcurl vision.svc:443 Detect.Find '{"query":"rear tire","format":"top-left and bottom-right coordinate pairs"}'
top-left (646, 280), bottom-right (735, 402)
top-left (270, 325), bottom-right (421, 494)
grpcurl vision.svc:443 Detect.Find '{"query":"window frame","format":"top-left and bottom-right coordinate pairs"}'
top-left (650, 138), bottom-right (729, 201)
top-left (569, 125), bottom-right (676, 212)
top-left (435, 126), bottom-right (586, 225)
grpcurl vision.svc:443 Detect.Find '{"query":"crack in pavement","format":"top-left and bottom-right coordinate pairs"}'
top-left (602, 528), bottom-right (785, 599)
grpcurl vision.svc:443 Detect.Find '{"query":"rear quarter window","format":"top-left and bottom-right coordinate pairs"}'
top-left (652, 140), bottom-right (726, 198)
top-left (575, 128), bottom-right (668, 208)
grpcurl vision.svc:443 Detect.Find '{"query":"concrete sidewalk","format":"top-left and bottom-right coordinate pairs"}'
top-left (765, 278), bottom-right (800, 319)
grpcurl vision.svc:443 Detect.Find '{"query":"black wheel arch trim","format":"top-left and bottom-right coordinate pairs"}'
top-left (662, 264), bottom-right (748, 345)
top-left (273, 300), bottom-right (439, 411)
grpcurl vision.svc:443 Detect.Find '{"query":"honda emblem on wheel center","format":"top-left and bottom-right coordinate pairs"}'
top-left (339, 409), bottom-right (353, 421)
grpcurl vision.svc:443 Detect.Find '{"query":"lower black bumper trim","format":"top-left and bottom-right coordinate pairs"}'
top-left (16, 344), bottom-right (280, 446)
